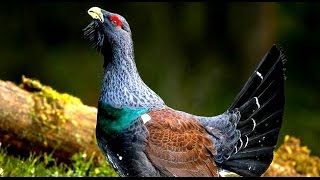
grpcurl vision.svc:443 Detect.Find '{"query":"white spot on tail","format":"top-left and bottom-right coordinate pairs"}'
top-left (234, 145), bottom-right (238, 154)
top-left (226, 154), bottom-right (231, 160)
top-left (141, 113), bottom-right (151, 124)
top-left (256, 71), bottom-right (263, 80)
top-left (254, 97), bottom-right (260, 109)
top-left (251, 118), bottom-right (256, 131)
top-left (244, 135), bottom-right (249, 148)
top-left (239, 138), bottom-right (243, 150)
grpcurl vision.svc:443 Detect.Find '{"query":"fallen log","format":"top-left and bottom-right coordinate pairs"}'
top-left (0, 76), bottom-right (103, 163)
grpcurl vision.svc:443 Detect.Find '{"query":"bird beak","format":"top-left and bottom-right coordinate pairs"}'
top-left (88, 7), bottom-right (104, 23)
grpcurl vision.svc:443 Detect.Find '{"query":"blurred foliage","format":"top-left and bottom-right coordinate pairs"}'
top-left (0, 145), bottom-right (117, 177)
top-left (265, 135), bottom-right (320, 177)
top-left (0, 2), bottom-right (319, 155)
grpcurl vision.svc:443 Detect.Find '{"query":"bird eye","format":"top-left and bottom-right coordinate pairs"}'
top-left (111, 20), bottom-right (118, 26)
top-left (109, 15), bottom-right (122, 28)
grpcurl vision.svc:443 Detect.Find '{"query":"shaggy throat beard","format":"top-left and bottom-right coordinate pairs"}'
top-left (83, 20), bottom-right (105, 53)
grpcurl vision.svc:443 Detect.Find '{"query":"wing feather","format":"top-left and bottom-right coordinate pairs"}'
top-left (144, 108), bottom-right (218, 177)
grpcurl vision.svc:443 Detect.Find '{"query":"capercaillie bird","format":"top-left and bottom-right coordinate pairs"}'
top-left (83, 7), bottom-right (286, 177)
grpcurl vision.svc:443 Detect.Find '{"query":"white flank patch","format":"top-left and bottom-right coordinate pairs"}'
top-left (256, 71), bottom-right (263, 80)
top-left (141, 113), bottom-right (151, 124)
top-left (254, 97), bottom-right (260, 109)
top-left (251, 118), bottom-right (257, 131)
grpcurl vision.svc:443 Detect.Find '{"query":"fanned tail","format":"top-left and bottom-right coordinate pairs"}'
top-left (219, 45), bottom-right (286, 177)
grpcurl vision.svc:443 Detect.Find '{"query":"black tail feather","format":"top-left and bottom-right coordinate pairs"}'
top-left (219, 45), bottom-right (286, 177)
top-left (228, 44), bottom-right (285, 110)
top-left (228, 146), bottom-right (274, 160)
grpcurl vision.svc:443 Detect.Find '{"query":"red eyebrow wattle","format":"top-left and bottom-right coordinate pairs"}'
top-left (110, 15), bottom-right (122, 27)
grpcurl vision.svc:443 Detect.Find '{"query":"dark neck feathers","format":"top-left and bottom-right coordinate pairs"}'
top-left (99, 36), bottom-right (165, 109)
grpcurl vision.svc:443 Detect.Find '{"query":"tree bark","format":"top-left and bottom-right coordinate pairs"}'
top-left (0, 76), bottom-right (103, 163)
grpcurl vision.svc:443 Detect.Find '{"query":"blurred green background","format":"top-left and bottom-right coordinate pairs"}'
top-left (0, 2), bottom-right (319, 155)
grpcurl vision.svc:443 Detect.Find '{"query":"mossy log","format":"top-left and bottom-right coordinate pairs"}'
top-left (0, 76), bottom-right (103, 163)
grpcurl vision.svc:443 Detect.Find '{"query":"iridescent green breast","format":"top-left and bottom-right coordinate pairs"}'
top-left (97, 103), bottom-right (149, 134)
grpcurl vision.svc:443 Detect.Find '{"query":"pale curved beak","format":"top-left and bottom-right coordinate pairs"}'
top-left (88, 7), bottom-right (104, 22)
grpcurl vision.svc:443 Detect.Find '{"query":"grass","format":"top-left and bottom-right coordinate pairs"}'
top-left (0, 146), bottom-right (118, 177)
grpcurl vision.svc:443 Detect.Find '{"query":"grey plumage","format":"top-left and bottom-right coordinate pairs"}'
top-left (83, 9), bottom-right (165, 110)
top-left (83, 7), bottom-right (285, 177)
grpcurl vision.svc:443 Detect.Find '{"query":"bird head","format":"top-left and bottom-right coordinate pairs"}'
top-left (83, 7), bottom-right (132, 53)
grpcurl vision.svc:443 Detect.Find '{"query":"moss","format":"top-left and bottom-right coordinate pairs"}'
top-left (264, 135), bottom-right (320, 177)
top-left (19, 76), bottom-right (85, 146)
top-left (20, 75), bottom-right (82, 105)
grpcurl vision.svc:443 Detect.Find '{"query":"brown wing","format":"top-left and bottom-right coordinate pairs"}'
top-left (144, 108), bottom-right (218, 177)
